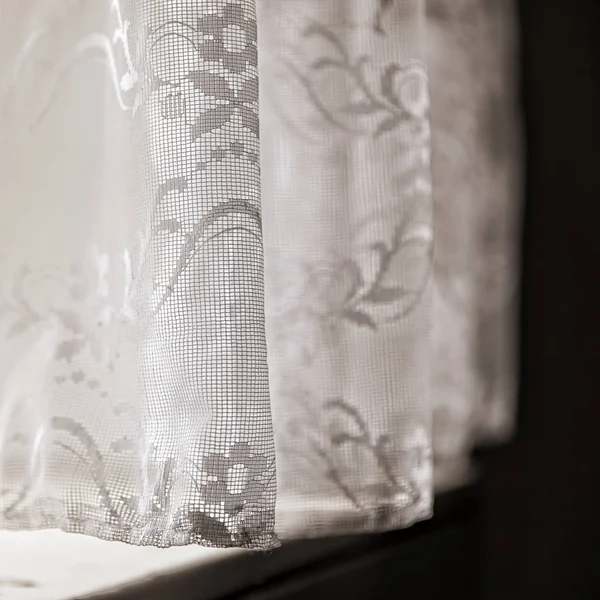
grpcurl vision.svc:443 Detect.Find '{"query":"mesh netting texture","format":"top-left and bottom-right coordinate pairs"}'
top-left (0, 0), bottom-right (276, 549)
top-left (0, 0), bottom-right (521, 549)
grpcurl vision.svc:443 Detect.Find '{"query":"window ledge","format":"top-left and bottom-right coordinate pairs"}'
top-left (0, 466), bottom-right (476, 600)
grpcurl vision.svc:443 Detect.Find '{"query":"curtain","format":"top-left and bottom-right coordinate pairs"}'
top-left (427, 0), bottom-right (522, 488)
top-left (260, 0), bottom-right (433, 538)
top-left (0, 0), bottom-right (522, 550)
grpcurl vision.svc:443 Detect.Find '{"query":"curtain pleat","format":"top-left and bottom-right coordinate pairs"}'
top-left (427, 0), bottom-right (522, 488)
top-left (259, 0), bottom-right (433, 537)
top-left (0, 0), bottom-right (277, 549)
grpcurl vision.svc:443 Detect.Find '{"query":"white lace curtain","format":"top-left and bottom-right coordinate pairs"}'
top-left (0, 0), bottom-right (521, 549)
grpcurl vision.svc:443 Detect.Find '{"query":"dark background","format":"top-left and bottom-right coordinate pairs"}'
top-left (480, 0), bottom-right (600, 597)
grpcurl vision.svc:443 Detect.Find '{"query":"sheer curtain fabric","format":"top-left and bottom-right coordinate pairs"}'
top-left (0, 0), bottom-right (522, 549)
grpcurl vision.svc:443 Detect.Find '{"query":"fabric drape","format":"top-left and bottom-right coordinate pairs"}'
top-left (0, 0), bottom-right (521, 549)
top-left (427, 0), bottom-right (522, 488)
top-left (0, 0), bottom-right (277, 549)
top-left (260, 0), bottom-right (433, 538)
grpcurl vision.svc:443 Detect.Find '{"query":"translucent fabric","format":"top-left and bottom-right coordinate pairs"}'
top-left (0, 0), bottom-right (276, 549)
top-left (259, 0), bottom-right (433, 537)
top-left (0, 0), bottom-right (522, 549)
top-left (427, 0), bottom-right (522, 486)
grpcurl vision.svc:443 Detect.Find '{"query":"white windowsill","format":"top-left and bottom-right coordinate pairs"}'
top-left (0, 461), bottom-right (475, 600)
top-left (0, 530), bottom-right (241, 600)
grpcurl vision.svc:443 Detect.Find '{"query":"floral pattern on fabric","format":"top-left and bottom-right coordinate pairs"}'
top-left (259, 0), bottom-right (434, 537)
top-left (0, 0), bottom-right (276, 549)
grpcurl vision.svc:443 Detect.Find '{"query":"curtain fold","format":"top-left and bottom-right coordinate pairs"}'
top-left (0, 0), bottom-right (277, 549)
top-left (259, 0), bottom-right (433, 538)
top-left (427, 0), bottom-right (522, 488)
top-left (0, 0), bottom-right (522, 549)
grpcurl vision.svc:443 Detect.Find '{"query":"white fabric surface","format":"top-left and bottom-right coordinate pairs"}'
top-left (0, 0), bottom-right (521, 549)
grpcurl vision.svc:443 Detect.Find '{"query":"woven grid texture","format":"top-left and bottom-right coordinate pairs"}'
top-left (259, 0), bottom-right (434, 537)
top-left (0, 0), bottom-right (276, 549)
top-left (0, 0), bottom-right (521, 548)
